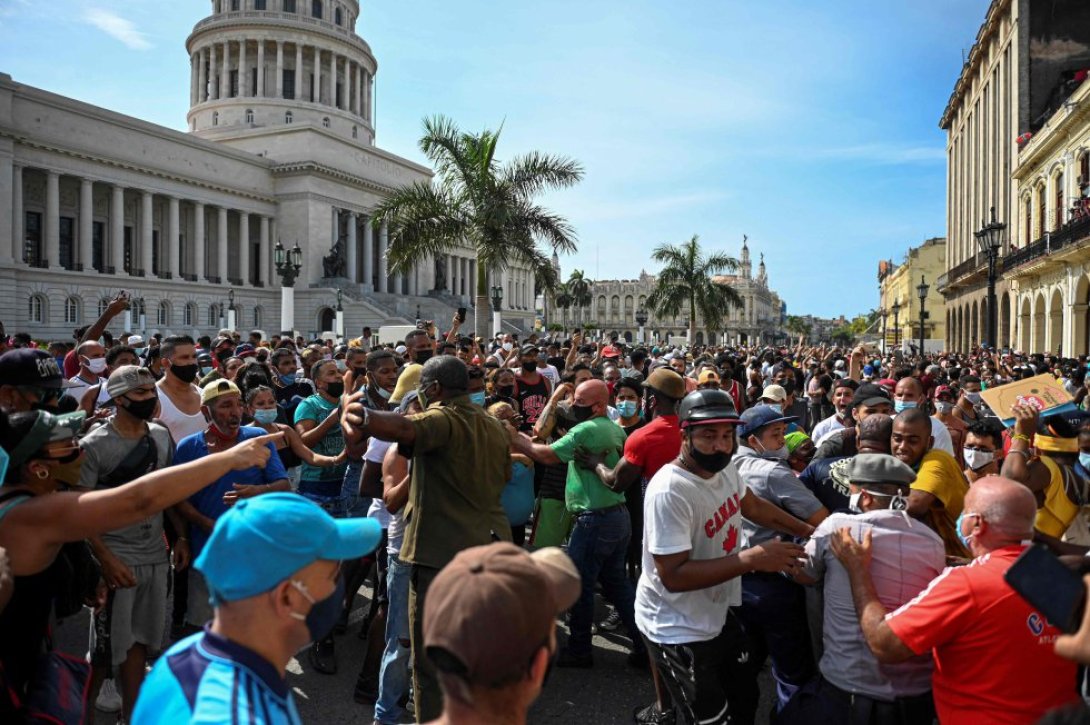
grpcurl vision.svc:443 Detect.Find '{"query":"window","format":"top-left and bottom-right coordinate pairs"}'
top-left (282, 69), bottom-right (295, 99)
top-left (157, 300), bottom-right (170, 326)
top-left (246, 108), bottom-right (255, 124)
top-left (1055, 171), bottom-right (1065, 231)
top-left (184, 302), bottom-right (196, 327)
top-left (64, 296), bottom-right (80, 324)
top-left (352, 125), bottom-right (358, 139)
top-left (98, 298), bottom-right (111, 317)
top-left (285, 110), bottom-right (293, 124)
top-left (253, 306), bottom-right (263, 328)
top-left (152, 230), bottom-right (160, 275)
top-left (131, 298), bottom-right (146, 322)
top-left (283, 0), bottom-right (295, 11)
top-left (229, 70), bottom-right (239, 98)
top-left (254, 0), bottom-right (266, 8)
top-left (28, 295), bottom-right (44, 324)
top-left (123, 227), bottom-right (134, 274)
top-left (1024, 197), bottom-right (1032, 245)
top-left (59, 216), bottom-right (75, 270)
top-left (231, 0), bottom-right (239, 9)
top-left (335, 6), bottom-right (342, 25)
top-left (212, 111), bottom-right (220, 126)
top-left (312, 0), bottom-right (322, 19)
top-left (92, 221), bottom-right (105, 272)
top-left (322, 117), bottom-right (331, 128)
top-left (24, 211), bottom-right (42, 267)
top-left (209, 304), bottom-right (221, 327)
top-left (1038, 186), bottom-right (1047, 238)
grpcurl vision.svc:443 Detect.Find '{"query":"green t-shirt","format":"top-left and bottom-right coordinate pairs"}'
top-left (551, 415), bottom-right (627, 513)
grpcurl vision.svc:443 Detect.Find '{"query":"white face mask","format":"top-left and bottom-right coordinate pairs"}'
top-left (963, 448), bottom-right (995, 471)
top-left (965, 391), bottom-right (982, 405)
top-left (935, 401), bottom-right (954, 415)
top-left (85, 357), bottom-right (108, 374)
top-left (848, 491), bottom-right (863, 514)
top-left (502, 342), bottom-right (513, 352)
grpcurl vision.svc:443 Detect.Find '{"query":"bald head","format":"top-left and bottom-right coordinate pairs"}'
top-left (967, 475), bottom-right (1037, 543)
top-left (574, 379), bottom-right (609, 409)
top-left (894, 376), bottom-right (923, 401)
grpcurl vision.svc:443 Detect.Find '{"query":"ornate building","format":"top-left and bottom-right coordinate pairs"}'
top-left (0, 0), bottom-right (537, 340)
top-left (878, 237), bottom-right (947, 352)
top-left (553, 238), bottom-right (786, 345)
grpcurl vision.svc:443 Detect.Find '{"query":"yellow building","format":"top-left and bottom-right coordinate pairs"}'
top-left (1004, 76), bottom-right (1090, 354)
top-left (878, 237), bottom-right (947, 352)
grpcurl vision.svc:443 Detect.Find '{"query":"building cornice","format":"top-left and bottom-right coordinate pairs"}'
top-left (1012, 83), bottom-right (1090, 177)
top-left (939, 0), bottom-right (1009, 130)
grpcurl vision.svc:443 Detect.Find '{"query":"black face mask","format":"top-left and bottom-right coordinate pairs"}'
top-left (216, 350), bottom-right (233, 364)
top-left (414, 350), bottom-right (433, 365)
top-left (122, 395), bottom-right (158, 421)
top-left (170, 363), bottom-right (200, 383)
top-left (497, 385), bottom-right (515, 398)
top-left (522, 361), bottom-right (538, 374)
top-left (352, 367), bottom-right (368, 379)
top-left (325, 382), bottom-right (345, 398)
top-left (572, 404), bottom-right (594, 422)
top-left (687, 436), bottom-right (732, 473)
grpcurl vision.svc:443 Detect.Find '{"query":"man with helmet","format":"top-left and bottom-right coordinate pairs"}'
top-left (635, 390), bottom-right (814, 725)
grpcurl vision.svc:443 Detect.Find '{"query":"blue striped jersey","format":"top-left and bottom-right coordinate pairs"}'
top-left (132, 629), bottom-right (301, 725)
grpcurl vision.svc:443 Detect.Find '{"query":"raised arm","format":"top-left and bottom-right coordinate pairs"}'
top-left (341, 389), bottom-right (417, 448)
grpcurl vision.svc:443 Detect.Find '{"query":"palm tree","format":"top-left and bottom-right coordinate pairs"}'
top-left (784, 315), bottom-right (812, 340)
top-left (372, 115), bottom-right (584, 339)
top-left (565, 269), bottom-right (593, 326)
top-left (646, 235), bottom-right (742, 343)
top-left (553, 282), bottom-right (573, 330)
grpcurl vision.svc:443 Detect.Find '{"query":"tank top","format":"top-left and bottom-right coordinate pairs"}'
top-left (155, 383), bottom-right (206, 445)
top-left (514, 375), bottom-right (551, 432)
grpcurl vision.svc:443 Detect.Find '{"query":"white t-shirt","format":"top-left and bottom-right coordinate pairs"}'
top-left (636, 462), bottom-right (746, 645)
top-left (538, 364), bottom-right (560, 387)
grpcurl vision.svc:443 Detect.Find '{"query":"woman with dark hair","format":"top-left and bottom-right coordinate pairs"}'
top-left (485, 367), bottom-right (518, 409)
top-left (245, 385), bottom-right (345, 482)
top-left (0, 410), bottom-right (280, 718)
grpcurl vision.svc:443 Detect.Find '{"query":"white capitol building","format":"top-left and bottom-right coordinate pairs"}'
top-left (0, 0), bottom-right (539, 340)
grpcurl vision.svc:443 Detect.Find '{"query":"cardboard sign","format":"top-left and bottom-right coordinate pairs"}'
top-left (978, 373), bottom-right (1077, 427)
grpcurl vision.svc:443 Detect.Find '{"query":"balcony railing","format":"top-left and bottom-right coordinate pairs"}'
top-left (945, 252), bottom-right (986, 284)
top-left (1004, 214), bottom-right (1090, 272)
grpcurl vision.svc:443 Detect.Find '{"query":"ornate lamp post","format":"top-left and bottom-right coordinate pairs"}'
top-left (892, 299), bottom-right (901, 350)
top-left (335, 288), bottom-right (344, 341)
top-left (490, 284), bottom-right (504, 338)
top-left (916, 276), bottom-right (930, 356)
top-left (880, 308), bottom-right (888, 354)
top-left (227, 289), bottom-right (236, 333)
top-left (974, 206), bottom-right (1006, 348)
top-left (635, 308), bottom-right (648, 344)
top-left (274, 240), bottom-right (303, 334)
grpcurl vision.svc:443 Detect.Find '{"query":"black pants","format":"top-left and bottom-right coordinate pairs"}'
top-left (777, 674), bottom-right (935, 725)
top-left (642, 611), bottom-right (756, 725)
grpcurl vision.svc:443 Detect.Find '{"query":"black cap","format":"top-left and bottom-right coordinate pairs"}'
top-left (851, 383), bottom-right (891, 409)
top-left (679, 389), bottom-right (743, 429)
top-left (0, 349), bottom-right (76, 389)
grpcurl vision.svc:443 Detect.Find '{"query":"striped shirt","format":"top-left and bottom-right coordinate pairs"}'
top-left (133, 628), bottom-right (300, 725)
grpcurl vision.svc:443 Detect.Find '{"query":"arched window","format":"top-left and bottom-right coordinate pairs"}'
top-left (283, 0), bottom-right (296, 11)
top-left (212, 111), bottom-right (219, 126)
top-left (157, 300), bottom-right (170, 326)
top-left (245, 108), bottom-right (255, 124)
top-left (64, 296), bottom-right (81, 324)
top-left (311, 0), bottom-right (322, 19)
top-left (1055, 170), bottom-right (1065, 231)
top-left (184, 302), bottom-right (196, 327)
top-left (98, 298), bottom-right (111, 317)
top-left (285, 110), bottom-right (293, 124)
top-left (253, 306), bottom-right (263, 328)
top-left (322, 117), bottom-right (331, 128)
top-left (28, 294), bottom-right (45, 324)
top-left (335, 6), bottom-right (343, 25)
top-left (131, 298), bottom-right (146, 322)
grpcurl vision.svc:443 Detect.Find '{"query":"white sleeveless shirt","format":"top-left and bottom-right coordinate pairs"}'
top-left (155, 381), bottom-right (206, 446)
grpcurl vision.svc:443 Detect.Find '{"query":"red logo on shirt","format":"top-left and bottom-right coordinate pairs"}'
top-left (723, 525), bottom-right (739, 554)
top-left (704, 493), bottom-right (741, 539)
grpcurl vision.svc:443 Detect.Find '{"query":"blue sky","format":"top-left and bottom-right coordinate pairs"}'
top-left (0, 0), bottom-right (990, 318)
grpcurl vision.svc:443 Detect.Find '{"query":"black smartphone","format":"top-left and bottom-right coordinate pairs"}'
top-left (1004, 544), bottom-right (1086, 633)
top-left (457, 307), bottom-right (467, 324)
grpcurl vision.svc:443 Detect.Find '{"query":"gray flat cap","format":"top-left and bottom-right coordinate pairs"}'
top-left (849, 453), bottom-right (916, 487)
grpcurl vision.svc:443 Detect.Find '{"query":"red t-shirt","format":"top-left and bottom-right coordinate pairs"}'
top-left (63, 348), bottom-right (80, 379)
top-left (885, 545), bottom-right (1078, 724)
top-left (624, 415), bottom-right (682, 486)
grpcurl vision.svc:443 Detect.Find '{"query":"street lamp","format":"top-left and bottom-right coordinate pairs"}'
top-left (635, 308), bottom-right (648, 344)
top-left (892, 299), bottom-right (901, 350)
top-left (274, 240), bottom-right (303, 334)
top-left (335, 288), bottom-right (344, 341)
top-left (880, 308), bottom-right (888, 354)
top-left (974, 205), bottom-right (1006, 348)
top-left (916, 275), bottom-right (930, 356)
top-left (227, 289), bottom-right (236, 333)
top-left (490, 284), bottom-right (504, 337)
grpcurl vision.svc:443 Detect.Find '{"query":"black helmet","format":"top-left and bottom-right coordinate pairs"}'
top-left (678, 389), bottom-right (742, 429)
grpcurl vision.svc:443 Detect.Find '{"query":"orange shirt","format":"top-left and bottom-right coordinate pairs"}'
top-left (886, 545), bottom-right (1078, 724)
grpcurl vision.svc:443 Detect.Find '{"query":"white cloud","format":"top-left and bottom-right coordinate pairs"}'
top-left (83, 8), bottom-right (151, 50)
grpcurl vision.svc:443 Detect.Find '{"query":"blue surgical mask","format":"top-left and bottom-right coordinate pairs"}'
top-left (894, 400), bottom-right (917, 413)
top-left (0, 445), bottom-right (8, 486)
top-left (252, 408), bottom-right (279, 425)
top-left (469, 391), bottom-right (486, 406)
top-left (200, 365), bottom-right (215, 377)
top-left (616, 400), bottom-right (639, 418)
top-left (955, 511), bottom-right (976, 549)
top-left (279, 372), bottom-right (297, 385)
top-left (134, 348), bottom-right (146, 358)
top-left (376, 386), bottom-right (392, 400)
top-left (768, 404), bottom-right (783, 415)
top-left (1079, 452), bottom-right (1090, 471)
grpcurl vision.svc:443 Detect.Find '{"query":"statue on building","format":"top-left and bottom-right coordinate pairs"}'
top-left (322, 235), bottom-right (347, 279)
top-left (434, 255), bottom-right (447, 292)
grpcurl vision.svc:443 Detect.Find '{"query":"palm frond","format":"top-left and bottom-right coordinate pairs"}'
top-left (502, 152), bottom-right (585, 198)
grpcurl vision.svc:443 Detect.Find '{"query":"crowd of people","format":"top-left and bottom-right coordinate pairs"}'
top-left (5, 294), bottom-right (1090, 724)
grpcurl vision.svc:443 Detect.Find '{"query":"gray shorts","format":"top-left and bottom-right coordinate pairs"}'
top-left (92, 562), bottom-right (169, 667)
top-left (186, 568), bottom-right (215, 628)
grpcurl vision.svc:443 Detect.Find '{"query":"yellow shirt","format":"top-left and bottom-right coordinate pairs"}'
top-left (912, 449), bottom-right (970, 557)
top-left (1035, 456), bottom-right (1082, 538)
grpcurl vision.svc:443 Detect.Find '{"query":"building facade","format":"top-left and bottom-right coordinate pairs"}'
top-left (553, 239), bottom-right (787, 346)
top-left (878, 237), bottom-right (947, 351)
top-left (0, 0), bottom-right (538, 342)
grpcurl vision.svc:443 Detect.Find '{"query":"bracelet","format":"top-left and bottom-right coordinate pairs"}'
top-left (1012, 433), bottom-right (1031, 443)
top-left (177, 537), bottom-right (188, 542)
top-left (1007, 448), bottom-right (1031, 458)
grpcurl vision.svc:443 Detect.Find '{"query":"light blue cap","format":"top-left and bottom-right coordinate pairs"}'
top-left (195, 492), bottom-right (382, 603)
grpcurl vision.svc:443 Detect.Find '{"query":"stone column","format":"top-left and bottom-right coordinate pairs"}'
top-left (446, 254), bottom-right (454, 293)
top-left (141, 190), bottom-right (153, 277)
top-left (294, 44), bottom-right (303, 100)
top-left (11, 164), bottom-right (22, 263)
top-left (110, 185), bottom-right (125, 274)
top-left (217, 206), bottom-right (228, 283)
top-left (259, 216), bottom-right (270, 287)
top-left (194, 202), bottom-right (206, 282)
top-left (257, 40), bottom-right (265, 97)
top-left (197, 48), bottom-right (207, 103)
top-left (347, 63), bottom-right (355, 115)
top-left (45, 170), bottom-right (60, 268)
top-left (377, 221), bottom-right (388, 293)
top-left (329, 52), bottom-right (337, 108)
top-left (313, 46), bottom-right (321, 104)
top-left (209, 44), bottom-right (217, 99)
top-left (168, 196), bottom-right (180, 279)
top-left (366, 72), bottom-right (373, 121)
top-left (275, 42), bottom-right (284, 98)
top-left (190, 53), bottom-right (199, 106)
top-left (362, 217), bottom-right (373, 290)
top-left (239, 211), bottom-right (250, 285)
top-left (346, 212), bottom-right (357, 282)
top-left (471, 260), bottom-right (478, 305)
top-left (239, 39), bottom-right (248, 97)
top-left (79, 178), bottom-right (93, 272)
top-left (221, 41), bottom-right (230, 99)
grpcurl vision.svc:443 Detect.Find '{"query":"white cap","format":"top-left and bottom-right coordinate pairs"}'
top-left (395, 345), bottom-right (407, 355)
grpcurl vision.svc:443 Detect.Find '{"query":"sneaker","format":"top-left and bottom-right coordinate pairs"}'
top-left (95, 678), bottom-right (122, 713)
top-left (598, 609), bottom-right (622, 632)
top-left (633, 702), bottom-right (676, 725)
top-left (556, 648), bottom-right (594, 668)
top-left (309, 637), bottom-right (338, 675)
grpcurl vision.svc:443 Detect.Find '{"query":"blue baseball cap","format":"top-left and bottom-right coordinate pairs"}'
top-left (195, 493), bottom-right (382, 604)
top-left (863, 365), bottom-right (875, 377)
top-left (739, 404), bottom-right (798, 438)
